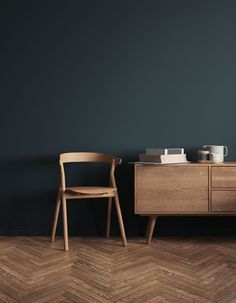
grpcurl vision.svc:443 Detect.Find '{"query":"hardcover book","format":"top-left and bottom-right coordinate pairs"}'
top-left (145, 148), bottom-right (184, 155)
top-left (139, 153), bottom-right (188, 163)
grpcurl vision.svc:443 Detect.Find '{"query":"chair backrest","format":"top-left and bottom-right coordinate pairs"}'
top-left (59, 152), bottom-right (121, 190)
top-left (60, 152), bottom-right (121, 165)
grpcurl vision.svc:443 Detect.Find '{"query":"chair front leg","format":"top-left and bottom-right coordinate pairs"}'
top-left (51, 190), bottom-right (61, 242)
top-left (114, 193), bottom-right (127, 246)
top-left (106, 197), bottom-right (112, 238)
top-left (62, 195), bottom-right (69, 251)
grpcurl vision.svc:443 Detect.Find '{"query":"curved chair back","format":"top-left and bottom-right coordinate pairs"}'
top-left (60, 152), bottom-right (121, 165)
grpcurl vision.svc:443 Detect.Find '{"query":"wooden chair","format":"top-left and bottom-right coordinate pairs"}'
top-left (51, 152), bottom-right (127, 251)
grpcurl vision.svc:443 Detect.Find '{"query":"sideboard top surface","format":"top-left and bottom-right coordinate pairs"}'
top-left (134, 162), bottom-right (236, 167)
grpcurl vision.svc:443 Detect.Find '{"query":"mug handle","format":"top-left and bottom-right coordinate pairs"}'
top-left (224, 146), bottom-right (228, 156)
top-left (203, 145), bottom-right (209, 150)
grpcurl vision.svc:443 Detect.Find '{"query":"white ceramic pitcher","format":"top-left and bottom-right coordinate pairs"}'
top-left (203, 145), bottom-right (228, 163)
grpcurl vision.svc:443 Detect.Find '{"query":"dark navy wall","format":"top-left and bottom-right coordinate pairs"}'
top-left (1, 0), bottom-right (236, 236)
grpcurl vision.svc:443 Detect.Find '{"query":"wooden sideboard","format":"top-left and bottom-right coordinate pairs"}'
top-left (134, 162), bottom-right (236, 243)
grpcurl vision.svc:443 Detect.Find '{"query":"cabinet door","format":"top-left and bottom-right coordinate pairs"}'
top-left (135, 165), bottom-right (209, 214)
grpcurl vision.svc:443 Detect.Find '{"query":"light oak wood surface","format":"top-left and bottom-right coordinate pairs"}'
top-left (135, 165), bottom-right (208, 213)
top-left (65, 186), bottom-right (116, 195)
top-left (60, 152), bottom-right (121, 164)
top-left (146, 216), bottom-right (157, 244)
top-left (0, 236), bottom-right (236, 303)
top-left (212, 191), bottom-right (236, 211)
top-left (51, 152), bottom-right (127, 250)
top-left (134, 162), bottom-right (236, 244)
top-left (212, 166), bottom-right (236, 187)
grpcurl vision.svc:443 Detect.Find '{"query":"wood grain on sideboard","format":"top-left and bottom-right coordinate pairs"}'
top-left (135, 162), bottom-right (236, 216)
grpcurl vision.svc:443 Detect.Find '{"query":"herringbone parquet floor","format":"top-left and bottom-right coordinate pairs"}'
top-left (0, 236), bottom-right (236, 303)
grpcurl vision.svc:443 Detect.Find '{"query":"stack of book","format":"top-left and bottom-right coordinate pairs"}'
top-left (139, 148), bottom-right (189, 164)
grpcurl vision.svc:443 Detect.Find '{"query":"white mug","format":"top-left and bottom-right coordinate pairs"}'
top-left (203, 145), bottom-right (228, 163)
top-left (209, 153), bottom-right (222, 163)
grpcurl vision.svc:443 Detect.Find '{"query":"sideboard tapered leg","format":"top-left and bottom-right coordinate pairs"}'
top-left (146, 216), bottom-right (157, 244)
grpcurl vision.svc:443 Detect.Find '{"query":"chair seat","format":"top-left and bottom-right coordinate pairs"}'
top-left (65, 186), bottom-right (117, 196)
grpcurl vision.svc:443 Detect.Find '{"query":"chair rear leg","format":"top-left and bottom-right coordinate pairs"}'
top-left (106, 197), bottom-right (112, 238)
top-left (114, 193), bottom-right (127, 246)
top-left (62, 195), bottom-right (69, 251)
top-left (51, 190), bottom-right (61, 242)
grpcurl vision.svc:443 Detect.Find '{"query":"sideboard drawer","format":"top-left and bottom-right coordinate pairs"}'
top-left (135, 165), bottom-right (208, 213)
top-left (212, 167), bottom-right (236, 188)
top-left (212, 191), bottom-right (236, 211)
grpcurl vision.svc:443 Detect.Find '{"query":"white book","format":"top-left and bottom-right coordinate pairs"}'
top-left (145, 148), bottom-right (184, 155)
top-left (139, 153), bottom-right (187, 163)
top-left (137, 161), bottom-right (190, 165)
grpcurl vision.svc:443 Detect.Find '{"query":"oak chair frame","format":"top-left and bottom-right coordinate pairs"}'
top-left (51, 152), bottom-right (127, 251)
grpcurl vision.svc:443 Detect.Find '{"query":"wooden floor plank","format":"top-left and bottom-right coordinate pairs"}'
top-left (0, 236), bottom-right (235, 302)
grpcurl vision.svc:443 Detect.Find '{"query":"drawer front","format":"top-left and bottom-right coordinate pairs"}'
top-left (135, 165), bottom-right (209, 213)
top-left (212, 167), bottom-right (236, 188)
top-left (212, 191), bottom-right (236, 211)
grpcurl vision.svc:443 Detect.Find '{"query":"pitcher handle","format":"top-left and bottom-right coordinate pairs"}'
top-left (224, 146), bottom-right (228, 156)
